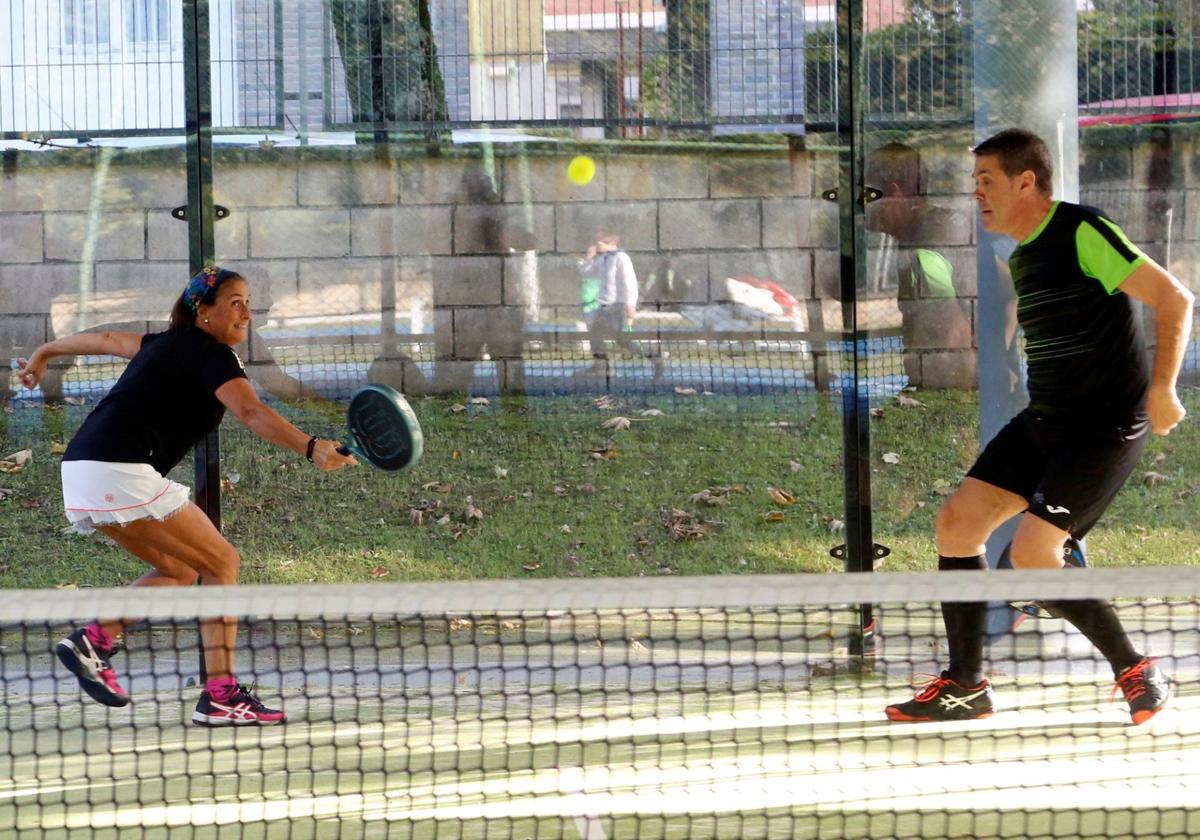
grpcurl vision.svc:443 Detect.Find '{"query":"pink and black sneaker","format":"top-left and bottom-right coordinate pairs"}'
top-left (55, 627), bottom-right (130, 708)
top-left (192, 684), bottom-right (287, 727)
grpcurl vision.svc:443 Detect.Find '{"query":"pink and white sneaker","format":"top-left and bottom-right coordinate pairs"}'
top-left (55, 628), bottom-right (130, 708)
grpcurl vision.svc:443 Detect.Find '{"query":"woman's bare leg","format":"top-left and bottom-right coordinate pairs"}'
top-left (94, 504), bottom-right (240, 679)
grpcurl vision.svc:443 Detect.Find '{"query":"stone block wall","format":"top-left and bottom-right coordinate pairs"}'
top-left (2, 129), bottom-right (1198, 399)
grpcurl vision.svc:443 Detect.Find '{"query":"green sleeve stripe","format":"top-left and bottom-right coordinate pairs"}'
top-left (914, 249), bottom-right (955, 299)
top-left (1076, 218), bottom-right (1146, 294)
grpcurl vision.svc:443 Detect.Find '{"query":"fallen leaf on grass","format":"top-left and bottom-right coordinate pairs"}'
top-left (601, 416), bottom-right (633, 431)
top-left (576, 483), bottom-right (596, 495)
top-left (554, 485), bottom-right (568, 497)
top-left (0, 488), bottom-right (15, 502)
top-left (493, 465), bottom-right (508, 478)
top-left (369, 566), bottom-right (390, 579)
top-left (768, 487), bottom-right (796, 506)
top-left (673, 386), bottom-right (698, 396)
top-left (895, 394), bottom-right (926, 408)
top-left (881, 452), bottom-right (901, 465)
top-left (826, 517), bottom-right (845, 534)
top-left (0, 450), bottom-right (32, 473)
top-left (762, 510), bottom-right (786, 522)
top-left (436, 514), bottom-right (451, 525)
top-left (560, 524), bottom-right (572, 533)
top-left (663, 508), bottom-right (718, 541)
top-left (49, 441), bottom-right (68, 454)
top-left (307, 626), bottom-right (325, 640)
top-left (55, 582), bottom-right (78, 590)
top-left (1144, 471), bottom-right (1171, 487)
top-left (422, 481), bottom-right (453, 493)
top-left (522, 562), bottom-right (541, 572)
top-left (594, 395), bottom-right (620, 410)
top-left (690, 489), bottom-right (728, 507)
top-left (639, 408), bottom-right (664, 417)
top-left (789, 460), bottom-right (802, 474)
top-left (590, 446), bottom-right (618, 461)
top-left (463, 502), bottom-right (484, 521)
top-left (448, 404), bottom-right (467, 414)
top-left (409, 509), bottom-right (425, 526)
top-left (869, 407), bottom-right (885, 418)
top-left (468, 397), bottom-right (490, 406)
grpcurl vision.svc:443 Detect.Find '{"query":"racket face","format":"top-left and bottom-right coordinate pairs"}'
top-left (346, 384), bottom-right (424, 471)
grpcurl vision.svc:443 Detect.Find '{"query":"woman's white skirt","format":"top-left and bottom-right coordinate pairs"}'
top-left (61, 461), bottom-right (191, 534)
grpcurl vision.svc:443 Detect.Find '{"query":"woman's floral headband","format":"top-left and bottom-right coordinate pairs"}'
top-left (182, 265), bottom-right (238, 313)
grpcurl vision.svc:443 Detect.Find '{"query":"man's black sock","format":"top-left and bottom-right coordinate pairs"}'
top-left (939, 554), bottom-right (989, 686)
top-left (1040, 598), bottom-right (1141, 677)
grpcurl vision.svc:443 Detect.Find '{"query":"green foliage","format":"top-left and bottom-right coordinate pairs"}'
top-left (800, 2), bottom-right (1197, 122)
top-left (328, 0), bottom-right (447, 126)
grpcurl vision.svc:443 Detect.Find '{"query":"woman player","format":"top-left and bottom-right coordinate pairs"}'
top-left (17, 265), bottom-right (357, 726)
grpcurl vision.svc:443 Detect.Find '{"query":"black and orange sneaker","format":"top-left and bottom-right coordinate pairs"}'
top-left (885, 672), bottom-right (995, 722)
top-left (192, 685), bottom-right (287, 727)
top-left (1114, 657), bottom-right (1170, 726)
top-left (55, 628), bottom-right (130, 708)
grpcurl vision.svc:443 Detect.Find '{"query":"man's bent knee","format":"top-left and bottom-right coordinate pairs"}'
top-left (1009, 517), bottom-right (1068, 569)
top-left (935, 498), bottom-right (988, 555)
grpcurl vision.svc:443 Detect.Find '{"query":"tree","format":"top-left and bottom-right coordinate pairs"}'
top-left (329, 0), bottom-right (447, 127)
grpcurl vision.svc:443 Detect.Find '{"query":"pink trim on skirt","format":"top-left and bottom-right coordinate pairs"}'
top-left (61, 460), bottom-right (191, 534)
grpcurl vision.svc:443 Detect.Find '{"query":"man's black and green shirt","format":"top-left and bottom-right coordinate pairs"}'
top-left (1009, 201), bottom-right (1149, 423)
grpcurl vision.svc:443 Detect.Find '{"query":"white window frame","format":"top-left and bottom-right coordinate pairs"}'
top-left (61, 0), bottom-right (113, 48)
top-left (125, 0), bottom-right (172, 44)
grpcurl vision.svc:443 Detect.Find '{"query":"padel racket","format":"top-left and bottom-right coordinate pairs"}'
top-left (1002, 536), bottom-right (1087, 619)
top-left (336, 383), bottom-right (424, 471)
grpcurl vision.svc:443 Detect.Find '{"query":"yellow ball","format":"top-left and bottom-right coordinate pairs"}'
top-left (567, 155), bottom-right (596, 186)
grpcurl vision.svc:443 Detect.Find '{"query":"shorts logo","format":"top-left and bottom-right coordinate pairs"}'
top-left (104, 493), bottom-right (115, 503)
top-left (1045, 504), bottom-right (1070, 515)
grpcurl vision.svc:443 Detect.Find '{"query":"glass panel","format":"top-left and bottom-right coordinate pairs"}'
top-left (863, 0), bottom-right (1200, 578)
top-left (0, 146), bottom-right (188, 583)
top-left (206, 0), bottom-right (845, 584)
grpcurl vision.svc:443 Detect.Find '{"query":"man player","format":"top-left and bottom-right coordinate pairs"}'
top-left (886, 128), bottom-right (1194, 725)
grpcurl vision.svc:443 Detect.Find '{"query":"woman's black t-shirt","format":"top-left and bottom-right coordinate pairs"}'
top-left (64, 328), bottom-right (248, 476)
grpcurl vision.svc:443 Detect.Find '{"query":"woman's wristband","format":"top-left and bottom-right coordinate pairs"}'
top-left (305, 436), bottom-right (318, 462)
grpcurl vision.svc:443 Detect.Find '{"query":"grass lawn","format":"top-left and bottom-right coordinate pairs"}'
top-left (1, 390), bottom-right (1197, 590)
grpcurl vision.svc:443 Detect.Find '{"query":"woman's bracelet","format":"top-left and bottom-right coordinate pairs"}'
top-left (305, 436), bottom-right (319, 462)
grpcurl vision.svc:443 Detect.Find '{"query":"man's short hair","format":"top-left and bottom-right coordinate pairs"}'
top-left (973, 128), bottom-right (1053, 196)
top-left (867, 142), bottom-right (926, 196)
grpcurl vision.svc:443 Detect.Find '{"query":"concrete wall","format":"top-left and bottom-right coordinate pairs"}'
top-left (2, 130), bottom-right (1198, 398)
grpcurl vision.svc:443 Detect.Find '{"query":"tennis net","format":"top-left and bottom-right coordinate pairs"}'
top-left (1, 568), bottom-right (1198, 839)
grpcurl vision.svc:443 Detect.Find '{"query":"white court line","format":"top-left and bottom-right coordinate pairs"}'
top-left (25, 746), bottom-right (1200, 831)
top-left (573, 816), bottom-right (608, 839)
top-left (14, 698), bottom-right (1199, 832)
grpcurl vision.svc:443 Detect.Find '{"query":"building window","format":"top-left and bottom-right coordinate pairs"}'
top-left (126, 0), bottom-right (171, 43)
top-left (62, 0), bottom-right (111, 47)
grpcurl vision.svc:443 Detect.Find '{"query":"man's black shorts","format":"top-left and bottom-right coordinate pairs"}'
top-left (966, 409), bottom-right (1150, 537)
